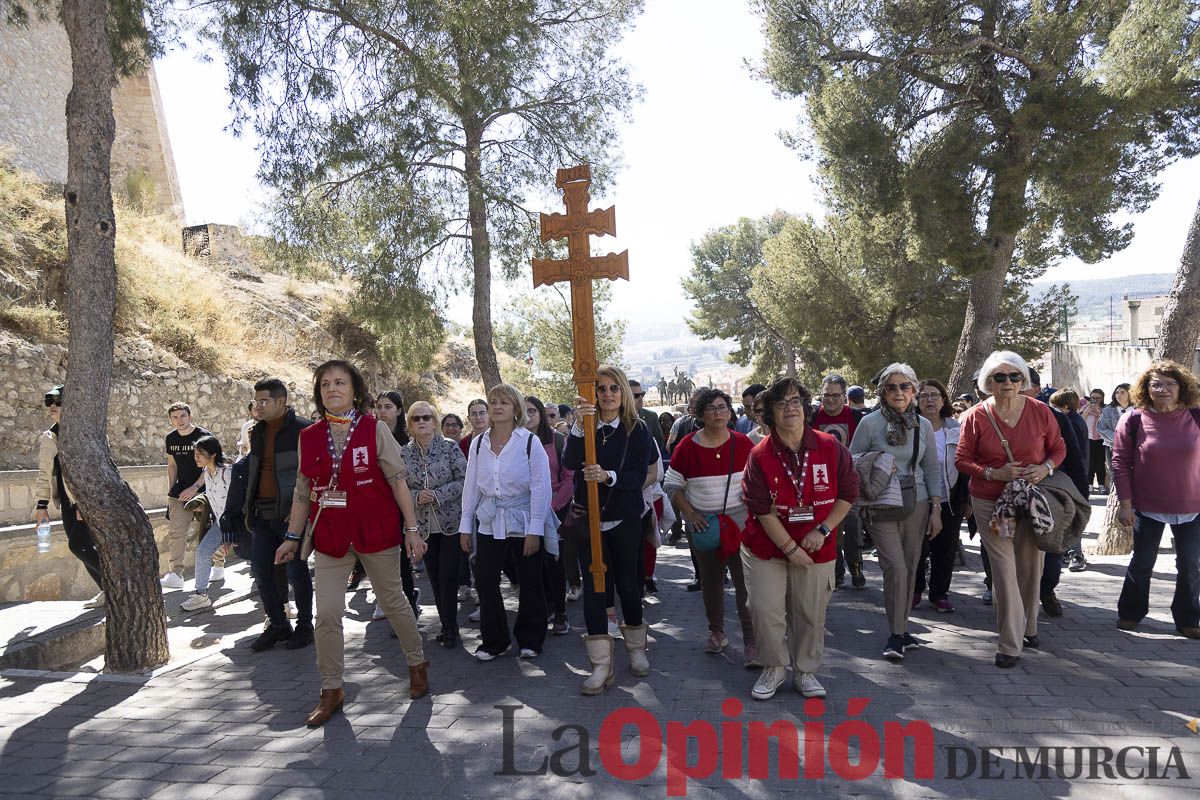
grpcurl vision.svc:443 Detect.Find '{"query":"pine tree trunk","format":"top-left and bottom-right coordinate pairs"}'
top-left (464, 124), bottom-right (502, 390)
top-left (1154, 194), bottom-right (1200, 364)
top-left (1093, 487), bottom-right (1133, 556)
top-left (947, 244), bottom-right (1012, 397)
top-left (60, 0), bottom-right (169, 672)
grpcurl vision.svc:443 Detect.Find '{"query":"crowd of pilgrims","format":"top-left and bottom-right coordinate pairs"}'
top-left (32, 352), bottom-right (1200, 726)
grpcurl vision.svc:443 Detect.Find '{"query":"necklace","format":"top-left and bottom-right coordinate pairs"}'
top-left (600, 422), bottom-right (617, 446)
top-left (325, 409), bottom-right (355, 426)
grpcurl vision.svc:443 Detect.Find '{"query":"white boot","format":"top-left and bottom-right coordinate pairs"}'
top-left (581, 635), bottom-right (615, 696)
top-left (620, 623), bottom-right (650, 677)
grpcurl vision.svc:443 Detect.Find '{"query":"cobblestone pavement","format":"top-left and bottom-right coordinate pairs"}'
top-left (1, 501), bottom-right (1198, 799)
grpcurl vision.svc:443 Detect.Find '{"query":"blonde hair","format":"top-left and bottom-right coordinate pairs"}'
top-left (486, 383), bottom-right (528, 428)
top-left (596, 365), bottom-right (639, 431)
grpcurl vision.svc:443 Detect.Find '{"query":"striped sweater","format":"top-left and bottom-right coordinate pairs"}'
top-left (663, 431), bottom-right (752, 515)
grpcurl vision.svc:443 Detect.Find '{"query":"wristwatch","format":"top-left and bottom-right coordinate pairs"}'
top-left (284, 532), bottom-right (301, 542)
top-left (817, 523), bottom-right (832, 538)
top-left (1044, 461), bottom-right (1055, 476)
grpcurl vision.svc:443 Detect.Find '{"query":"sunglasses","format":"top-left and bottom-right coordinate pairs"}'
top-left (883, 382), bottom-right (913, 393)
top-left (991, 372), bottom-right (1023, 384)
top-left (44, 397), bottom-right (61, 407)
top-left (443, 421), bottom-right (462, 428)
top-left (596, 384), bottom-right (621, 394)
top-left (410, 414), bottom-right (434, 422)
top-left (633, 392), bottom-right (645, 399)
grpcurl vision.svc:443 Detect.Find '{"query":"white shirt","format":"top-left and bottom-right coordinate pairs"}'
top-left (458, 426), bottom-right (552, 539)
top-left (204, 465), bottom-right (233, 519)
top-left (236, 418), bottom-right (256, 456)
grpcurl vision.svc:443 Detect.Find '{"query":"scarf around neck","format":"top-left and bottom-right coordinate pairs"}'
top-left (880, 402), bottom-right (917, 446)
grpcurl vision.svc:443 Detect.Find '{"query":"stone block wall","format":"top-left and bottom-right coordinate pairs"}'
top-left (0, 466), bottom-right (168, 527)
top-left (0, 18), bottom-right (182, 215)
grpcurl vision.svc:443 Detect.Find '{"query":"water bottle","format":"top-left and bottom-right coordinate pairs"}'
top-left (36, 521), bottom-right (52, 554)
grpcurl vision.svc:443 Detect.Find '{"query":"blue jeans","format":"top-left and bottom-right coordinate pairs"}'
top-left (251, 516), bottom-right (314, 631)
top-left (194, 524), bottom-right (223, 594)
top-left (1117, 513), bottom-right (1200, 629)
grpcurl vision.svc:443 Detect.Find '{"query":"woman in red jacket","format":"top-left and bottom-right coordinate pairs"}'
top-left (740, 377), bottom-right (858, 701)
top-left (276, 360), bottom-right (428, 726)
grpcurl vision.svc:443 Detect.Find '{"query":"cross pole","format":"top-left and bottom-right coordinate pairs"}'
top-left (532, 165), bottom-right (629, 593)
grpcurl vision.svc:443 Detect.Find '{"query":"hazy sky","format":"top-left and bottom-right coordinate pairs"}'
top-left (155, 0), bottom-right (1200, 328)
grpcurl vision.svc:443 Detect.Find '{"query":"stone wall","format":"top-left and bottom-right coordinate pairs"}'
top-left (0, 332), bottom-right (316, 471)
top-left (0, 465), bottom-right (168, 527)
top-left (0, 18), bottom-right (182, 215)
top-left (1050, 342), bottom-right (1200, 395)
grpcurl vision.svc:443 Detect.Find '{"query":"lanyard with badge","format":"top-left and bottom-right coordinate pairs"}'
top-left (317, 413), bottom-right (360, 508)
top-left (770, 443), bottom-right (814, 523)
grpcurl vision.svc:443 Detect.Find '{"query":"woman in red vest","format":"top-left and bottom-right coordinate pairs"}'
top-left (740, 377), bottom-right (859, 701)
top-left (276, 360), bottom-right (429, 727)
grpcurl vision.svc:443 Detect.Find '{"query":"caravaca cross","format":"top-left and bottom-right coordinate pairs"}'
top-left (532, 165), bottom-right (629, 592)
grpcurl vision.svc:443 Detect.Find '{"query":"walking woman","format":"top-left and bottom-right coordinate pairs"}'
top-left (402, 400), bottom-right (467, 648)
top-left (913, 379), bottom-right (969, 613)
top-left (563, 366), bottom-right (656, 695)
top-left (180, 435), bottom-right (234, 612)
top-left (849, 363), bottom-right (942, 661)
top-left (275, 360), bottom-right (428, 727)
top-left (1098, 383), bottom-right (1132, 488)
top-left (1113, 360), bottom-right (1200, 638)
top-left (955, 351), bottom-right (1065, 668)
top-left (527, 395), bottom-right (575, 635)
top-left (32, 385), bottom-right (104, 608)
top-left (664, 387), bottom-right (758, 664)
top-left (741, 378), bottom-right (858, 700)
top-left (458, 383), bottom-right (556, 661)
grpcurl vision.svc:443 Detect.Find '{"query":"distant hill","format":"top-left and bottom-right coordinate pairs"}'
top-left (1035, 272), bottom-right (1175, 322)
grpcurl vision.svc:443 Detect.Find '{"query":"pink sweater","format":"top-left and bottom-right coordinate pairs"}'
top-left (1111, 408), bottom-right (1200, 515)
top-left (955, 399), bottom-right (1066, 502)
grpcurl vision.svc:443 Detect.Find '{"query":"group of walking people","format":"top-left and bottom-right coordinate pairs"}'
top-left (33, 349), bottom-right (1200, 721)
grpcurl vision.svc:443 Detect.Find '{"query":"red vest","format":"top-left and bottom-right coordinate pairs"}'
top-left (300, 415), bottom-right (401, 557)
top-left (742, 429), bottom-right (843, 563)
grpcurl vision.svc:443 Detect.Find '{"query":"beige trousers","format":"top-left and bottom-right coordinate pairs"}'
top-left (165, 496), bottom-right (226, 576)
top-left (742, 547), bottom-right (835, 674)
top-left (314, 545), bottom-right (425, 690)
top-left (872, 503), bottom-right (931, 635)
top-left (974, 498), bottom-right (1041, 657)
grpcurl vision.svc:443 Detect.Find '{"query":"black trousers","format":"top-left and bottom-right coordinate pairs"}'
top-left (1087, 439), bottom-right (1106, 488)
top-left (251, 516), bottom-right (313, 630)
top-left (423, 533), bottom-right (461, 637)
top-left (915, 502), bottom-right (963, 600)
top-left (60, 499), bottom-right (103, 590)
top-left (578, 516), bottom-right (644, 635)
top-left (475, 534), bottom-right (547, 654)
top-left (542, 546), bottom-right (567, 616)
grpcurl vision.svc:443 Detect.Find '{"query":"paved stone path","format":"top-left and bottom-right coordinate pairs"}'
top-left (1, 498), bottom-right (1198, 799)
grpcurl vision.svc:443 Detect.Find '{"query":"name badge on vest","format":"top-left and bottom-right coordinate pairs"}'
top-left (321, 490), bottom-right (348, 508)
top-left (778, 505), bottom-right (814, 523)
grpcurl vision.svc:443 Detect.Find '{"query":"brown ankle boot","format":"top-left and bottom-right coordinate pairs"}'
top-left (305, 688), bottom-right (344, 727)
top-left (408, 660), bottom-right (430, 699)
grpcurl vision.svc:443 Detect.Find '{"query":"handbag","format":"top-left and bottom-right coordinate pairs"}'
top-left (693, 435), bottom-right (736, 553)
top-left (870, 425), bottom-right (920, 523)
top-left (559, 423), bottom-right (633, 542)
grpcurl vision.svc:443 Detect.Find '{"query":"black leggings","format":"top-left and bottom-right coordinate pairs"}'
top-left (578, 516), bottom-right (644, 635)
top-left (61, 500), bottom-right (103, 590)
top-left (423, 534), bottom-right (462, 637)
top-left (915, 502), bottom-right (963, 600)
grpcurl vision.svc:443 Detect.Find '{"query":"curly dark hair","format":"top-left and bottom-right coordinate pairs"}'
top-left (759, 378), bottom-right (813, 431)
top-left (691, 386), bottom-right (733, 420)
top-left (1130, 360), bottom-right (1200, 410)
top-left (311, 360), bottom-right (371, 417)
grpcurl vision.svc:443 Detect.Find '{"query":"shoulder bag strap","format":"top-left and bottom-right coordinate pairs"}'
top-left (720, 434), bottom-right (735, 516)
top-left (909, 418), bottom-right (920, 471)
top-left (982, 402), bottom-right (1017, 463)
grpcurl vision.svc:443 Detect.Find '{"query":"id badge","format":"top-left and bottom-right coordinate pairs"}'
top-left (789, 505), bottom-right (815, 523)
top-left (322, 490), bottom-right (348, 508)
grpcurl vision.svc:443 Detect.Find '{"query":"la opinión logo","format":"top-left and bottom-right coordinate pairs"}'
top-left (497, 697), bottom-right (935, 796)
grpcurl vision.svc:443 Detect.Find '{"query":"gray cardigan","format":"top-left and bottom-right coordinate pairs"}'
top-left (849, 410), bottom-right (942, 502)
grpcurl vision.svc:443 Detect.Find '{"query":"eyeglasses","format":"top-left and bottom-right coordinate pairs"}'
top-left (990, 372), bottom-right (1023, 384)
top-left (883, 382), bottom-right (913, 393)
top-left (410, 414), bottom-right (434, 422)
top-left (525, 408), bottom-right (538, 416)
top-left (596, 384), bottom-right (621, 394)
top-left (469, 410), bottom-right (489, 417)
top-left (253, 397), bottom-right (278, 406)
top-left (916, 393), bottom-right (941, 401)
top-left (443, 421), bottom-right (462, 428)
top-left (633, 392), bottom-right (645, 399)
top-left (773, 396), bottom-right (806, 411)
top-left (752, 406), bottom-right (764, 415)
top-left (44, 397), bottom-right (61, 407)
top-left (1149, 380), bottom-right (1179, 390)
top-left (704, 404), bottom-right (730, 414)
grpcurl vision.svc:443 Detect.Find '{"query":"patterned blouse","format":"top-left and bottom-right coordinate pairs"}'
top-left (400, 434), bottom-right (467, 537)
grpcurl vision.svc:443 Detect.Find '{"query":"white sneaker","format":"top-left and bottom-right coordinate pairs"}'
top-left (795, 672), bottom-right (826, 698)
top-left (566, 586), bottom-right (583, 602)
top-left (209, 567), bottom-right (225, 582)
top-left (372, 603), bottom-right (387, 621)
top-left (519, 648), bottom-right (539, 658)
top-left (83, 591), bottom-right (105, 609)
top-left (160, 572), bottom-right (184, 590)
top-left (180, 594), bottom-right (212, 612)
top-left (468, 607), bottom-right (481, 622)
top-left (286, 602), bottom-right (298, 619)
top-left (607, 616), bottom-right (622, 639)
top-left (752, 666), bottom-right (789, 701)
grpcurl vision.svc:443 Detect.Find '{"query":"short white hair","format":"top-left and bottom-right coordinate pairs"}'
top-left (878, 362), bottom-right (918, 387)
top-left (977, 351), bottom-right (1031, 394)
